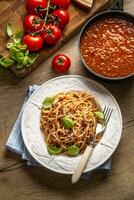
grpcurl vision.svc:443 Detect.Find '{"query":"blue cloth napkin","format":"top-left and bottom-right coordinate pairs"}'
top-left (6, 85), bottom-right (111, 178)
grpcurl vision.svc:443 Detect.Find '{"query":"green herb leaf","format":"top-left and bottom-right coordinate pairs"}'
top-left (23, 56), bottom-right (29, 65)
top-left (6, 43), bottom-right (14, 49)
top-left (5, 23), bottom-right (38, 70)
top-left (26, 53), bottom-right (39, 67)
top-left (17, 56), bottom-right (28, 65)
top-left (61, 117), bottom-right (74, 129)
top-left (13, 52), bottom-right (25, 64)
top-left (47, 145), bottom-right (62, 155)
top-left (9, 47), bottom-right (21, 59)
top-left (17, 44), bottom-right (27, 51)
top-left (68, 145), bottom-right (80, 156)
top-left (42, 97), bottom-right (53, 108)
top-left (7, 23), bottom-right (13, 37)
top-left (9, 47), bottom-right (26, 64)
top-left (94, 111), bottom-right (104, 124)
top-left (15, 30), bottom-right (24, 42)
top-left (16, 55), bottom-right (28, 66)
top-left (0, 57), bottom-right (14, 68)
top-left (16, 52), bottom-right (24, 59)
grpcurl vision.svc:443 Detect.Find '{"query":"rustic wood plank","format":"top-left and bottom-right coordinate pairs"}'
top-left (0, 1), bottom-right (134, 200)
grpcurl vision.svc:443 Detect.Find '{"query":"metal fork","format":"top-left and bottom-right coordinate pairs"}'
top-left (71, 107), bottom-right (113, 184)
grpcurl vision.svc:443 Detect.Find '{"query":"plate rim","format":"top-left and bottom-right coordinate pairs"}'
top-left (21, 75), bottom-right (123, 174)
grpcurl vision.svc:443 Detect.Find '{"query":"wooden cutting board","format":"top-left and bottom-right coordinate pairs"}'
top-left (0, 0), bottom-right (112, 78)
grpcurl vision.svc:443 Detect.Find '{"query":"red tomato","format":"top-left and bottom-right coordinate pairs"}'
top-left (50, 0), bottom-right (70, 9)
top-left (42, 24), bottom-right (62, 45)
top-left (26, 0), bottom-right (47, 16)
top-left (23, 34), bottom-right (43, 52)
top-left (23, 15), bottom-right (44, 33)
top-left (52, 54), bottom-right (71, 73)
top-left (51, 9), bottom-right (69, 29)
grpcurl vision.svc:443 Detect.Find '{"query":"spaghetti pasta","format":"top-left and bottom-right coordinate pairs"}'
top-left (40, 91), bottom-right (102, 156)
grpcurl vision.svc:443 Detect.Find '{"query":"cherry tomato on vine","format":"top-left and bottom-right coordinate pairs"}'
top-left (52, 54), bottom-right (71, 73)
top-left (51, 9), bottom-right (70, 29)
top-left (26, 0), bottom-right (47, 16)
top-left (23, 15), bottom-right (44, 33)
top-left (50, 0), bottom-right (71, 9)
top-left (42, 24), bottom-right (62, 45)
top-left (23, 34), bottom-right (44, 52)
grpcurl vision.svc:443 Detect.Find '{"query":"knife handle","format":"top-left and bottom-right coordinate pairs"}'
top-left (72, 145), bottom-right (93, 184)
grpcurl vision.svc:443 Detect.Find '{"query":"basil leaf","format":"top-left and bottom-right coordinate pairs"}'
top-left (6, 43), bottom-right (14, 49)
top-left (15, 54), bottom-right (28, 66)
top-left (61, 117), bottom-right (74, 128)
top-left (18, 56), bottom-right (28, 65)
top-left (23, 56), bottom-right (29, 65)
top-left (42, 97), bottom-right (53, 108)
top-left (94, 111), bottom-right (104, 124)
top-left (16, 52), bottom-right (24, 59)
top-left (47, 145), bottom-right (62, 155)
top-left (13, 38), bottom-right (19, 44)
top-left (14, 52), bottom-right (25, 64)
top-left (68, 145), bottom-right (80, 156)
top-left (17, 44), bottom-right (27, 51)
top-left (0, 58), bottom-right (14, 68)
top-left (15, 30), bottom-right (24, 42)
top-left (26, 53), bottom-right (39, 67)
top-left (9, 48), bottom-right (26, 63)
top-left (7, 23), bottom-right (13, 37)
top-left (9, 47), bottom-right (20, 59)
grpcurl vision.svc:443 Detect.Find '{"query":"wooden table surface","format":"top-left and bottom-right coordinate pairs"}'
top-left (0, 1), bottom-right (134, 200)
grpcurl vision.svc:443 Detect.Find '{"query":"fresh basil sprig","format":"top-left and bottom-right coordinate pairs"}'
top-left (0, 23), bottom-right (39, 69)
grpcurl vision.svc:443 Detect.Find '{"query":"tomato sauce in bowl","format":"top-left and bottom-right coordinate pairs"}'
top-left (80, 17), bottom-right (134, 79)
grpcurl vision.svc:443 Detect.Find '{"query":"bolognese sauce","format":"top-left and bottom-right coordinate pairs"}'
top-left (80, 17), bottom-right (134, 78)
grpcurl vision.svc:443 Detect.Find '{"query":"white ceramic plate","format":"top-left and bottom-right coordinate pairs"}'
top-left (21, 75), bottom-right (122, 174)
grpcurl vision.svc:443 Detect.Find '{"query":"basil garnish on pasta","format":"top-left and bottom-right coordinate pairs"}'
top-left (47, 145), bottom-right (62, 155)
top-left (61, 117), bottom-right (74, 128)
top-left (94, 111), bottom-right (104, 124)
top-left (42, 97), bottom-right (53, 108)
top-left (68, 145), bottom-right (80, 156)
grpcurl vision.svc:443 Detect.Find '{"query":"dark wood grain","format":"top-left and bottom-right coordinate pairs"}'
top-left (0, 1), bottom-right (134, 200)
top-left (0, 0), bottom-right (112, 78)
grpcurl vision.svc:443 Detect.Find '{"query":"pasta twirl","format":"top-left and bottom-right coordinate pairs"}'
top-left (40, 91), bottom-right (102, 155)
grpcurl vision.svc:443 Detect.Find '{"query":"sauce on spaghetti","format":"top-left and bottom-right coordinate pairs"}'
top-left (80, 17), bottom-right (134, 78)
top-left (40, 91), bottom-right (103, 156)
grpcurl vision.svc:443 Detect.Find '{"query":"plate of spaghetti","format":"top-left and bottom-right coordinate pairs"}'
top-left (21, 75), bottom-right (122, 174)
top-left (40, 91), bottom-right (103, 156)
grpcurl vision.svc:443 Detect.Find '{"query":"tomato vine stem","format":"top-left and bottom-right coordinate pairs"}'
top-left (44, 0), bottom-right (51, 26)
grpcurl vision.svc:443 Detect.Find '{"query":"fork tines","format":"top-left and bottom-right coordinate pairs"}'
top-left (103, 107), bottom-right (113, 124)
